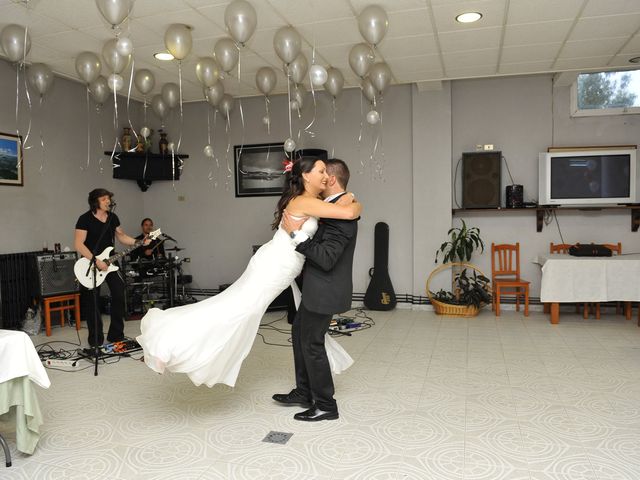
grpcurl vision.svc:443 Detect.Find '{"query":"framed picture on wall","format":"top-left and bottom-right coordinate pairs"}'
top-left (234, 142), bottom-right (287, 197)
top-left (0, 132), bottom-right (23, 186)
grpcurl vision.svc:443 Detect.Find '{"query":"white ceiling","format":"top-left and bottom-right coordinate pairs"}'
top-left (1, 0), bottom-right (640, 102)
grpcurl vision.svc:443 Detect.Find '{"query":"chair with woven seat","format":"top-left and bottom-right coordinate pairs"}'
top-left (491, 243), bottom-right (530, 317)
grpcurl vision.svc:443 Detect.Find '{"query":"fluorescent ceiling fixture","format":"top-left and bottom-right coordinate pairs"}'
top-left (154, 52), bottom-right (174, 61)
top-left (455, 12), bottom-right (482, 23)
top-left (629, 56), bottom-right (640, 63)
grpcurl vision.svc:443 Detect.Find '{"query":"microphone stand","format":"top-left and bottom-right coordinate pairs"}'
top-left (80, 205), bottom-right (116, 376)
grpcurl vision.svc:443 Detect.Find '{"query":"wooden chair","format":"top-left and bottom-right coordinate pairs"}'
top-left (491, 243), bottom-right (530, 316)
top-left (42, 293), bottom-right (81, 337)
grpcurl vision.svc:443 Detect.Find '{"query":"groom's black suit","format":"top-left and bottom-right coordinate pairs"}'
top-left (292, 194), bottom-right (358, 412)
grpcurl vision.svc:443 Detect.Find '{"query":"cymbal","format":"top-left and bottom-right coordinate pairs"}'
top-left (165, 247), bottom-right (185, 251)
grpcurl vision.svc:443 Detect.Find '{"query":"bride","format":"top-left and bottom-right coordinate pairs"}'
top-left (137, 157), bottom-right (362, 387)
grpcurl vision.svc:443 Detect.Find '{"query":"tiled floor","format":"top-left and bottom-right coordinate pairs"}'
top-left (2, 308), bottom-right (640, 479)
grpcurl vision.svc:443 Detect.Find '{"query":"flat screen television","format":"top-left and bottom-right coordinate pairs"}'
top-left (538, 148), bottom-right (637, 206)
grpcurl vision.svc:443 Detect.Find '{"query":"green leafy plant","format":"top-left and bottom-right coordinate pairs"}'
top-left (431, 269), bottom-right (491, 308)
top-left (435, 220), bottom-right (484, 263)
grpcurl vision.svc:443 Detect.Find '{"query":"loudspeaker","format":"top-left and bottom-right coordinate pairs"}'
top-left (34, 252), bottom-right (79, 297)
top-left (294, 149), bottom-right (328, 161)
top-left (462, 151), bottom-right (501, 208)
top-left (506, 184), bottom-right (524, 208)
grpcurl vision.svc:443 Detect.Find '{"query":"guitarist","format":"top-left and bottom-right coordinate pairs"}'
top-left (74, 188), bottom-right (149, 348)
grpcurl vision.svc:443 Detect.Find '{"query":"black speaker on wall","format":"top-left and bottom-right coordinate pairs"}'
top-left (462, 151), bottom-right (502, 208)
top-left (294, 149), bottom-right (328, 161)
top-left (32, 252), bottom-right (79, 297)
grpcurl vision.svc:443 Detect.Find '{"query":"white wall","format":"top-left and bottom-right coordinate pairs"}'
top-left (2, 57), bottom-right (639, 301)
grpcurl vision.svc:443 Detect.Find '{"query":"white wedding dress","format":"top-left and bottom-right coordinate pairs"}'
top-left (136, 217), bottom-right (354, 387)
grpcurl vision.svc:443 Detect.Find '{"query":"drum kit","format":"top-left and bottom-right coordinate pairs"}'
top-left (124, 239), bottom-right (192, 315)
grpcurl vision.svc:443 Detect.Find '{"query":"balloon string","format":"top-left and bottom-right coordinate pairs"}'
top-left (171, 148), bottom-right (176, 190)
top-left (21, 66), bottom-right (33, 151)
top-left (38, 95), bottom-right (45, 173)
top-left (264, 96), bottom-right (271, 134)
top-left (213, 109), bottom-right (219, 168)
top-left (358, 88), bottom-right (365, 173)
top-left (112, 81), bottom-right (118, 131)
top-left (126, 58), bottom-right (138, 150)
top-left (225, 114), bottom-right (232, 189)
top-left (206, 105), bottom-right (211, 145)
top-left (304, 73), bottom-right (317, 137)
top-left (15, 65), bottom-right (20, 145)
top-left (98, 106), bottom-right (105, 174)
top-left (85, 87), bottom-right (91, 170)
top-left (236, 51), bottom-right (245, 163)
top-left (143, 97), bottom-right (147, 125)
top-left (286, 67), bottom-right (293, 143)
top-left (331, 97), bottom-right (336, 158)
top-left (177, 61), bottom-right (183, 153)
top-left (110, 138), bottom-right (119, 170)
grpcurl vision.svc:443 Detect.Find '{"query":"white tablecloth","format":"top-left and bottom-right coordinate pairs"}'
top-left (0, 330), bottom-right (50, 388)
top-left (536, 253), bottom-right (640, 303)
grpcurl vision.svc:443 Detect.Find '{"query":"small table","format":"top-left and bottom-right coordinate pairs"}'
top-left (536, 254), bottom-right (640, 324)
top-left (0, 330), bottom-right (50, 460)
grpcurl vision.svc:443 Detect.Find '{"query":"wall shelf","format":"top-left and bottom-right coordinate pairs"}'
top-left (105, 151), bottom-right (189, 191)
top-left (452, 206), bottom-right (640, 232)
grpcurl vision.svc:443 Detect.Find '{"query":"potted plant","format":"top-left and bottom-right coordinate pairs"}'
top-left (428, 221), bottom-right (490, 316)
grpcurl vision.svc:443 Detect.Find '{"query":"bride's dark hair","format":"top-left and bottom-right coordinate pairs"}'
top-left (272, 156), bottom-right (319, 230)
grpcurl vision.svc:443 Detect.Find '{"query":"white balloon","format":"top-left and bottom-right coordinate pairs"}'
top-left (349, 43), bottom-right (374, 79)
top-left (358, 5), bottom-right (389, 46)
top-left (205, 82), bottom-right (225, 107)
top-left (195, 57), bottom-right (221, 87)
top-left (75, 51), bottom-right (102, 84)
top-left (224, 0), bottom-right (257, 46)
top-left (255, 66), bottom-right (277, 96)
top-left (288, 53), bottom-right (308, 84)
top-left (28, 63), bottom-right (54, 96)
top-left (134, 69), bottom-right (155, 95)
top-left (262, 115), bottom-right (270, 125)
top-left (102, 38), bottom-right (130, 74)
top-left (89, 76), bottom-right (109, 104)
top-left (0, 24), bottom-right (31, 63)
top-left (151, 94), bottom-right (168, 119)
top-left (219, 94), bottom-right (235, 118)
top-left (289, 100), bottom-right (299, 111)
top-left (369, 62), bottom-right (392, 94)
top-left (366, 110), bottom-right (380, 125)
top-left (140, 126), bottom-right (151, 138)
top-left (161, 82), bottom-right (180, 109)
top-left (116, 36), bottom-right (133, 56)
top-left (324, 67), bottom-right (344, 98)
top-left (204, 144), bottom-right (214, 157)
top-left (273, 26), bottom-right (301, 65)
top-left (309, 64), bottom-right (328, 87)
top-left (107, 73), bottom-right (124, 91)
top-left (214, 37), bottom-right (239, 73)
top-left (284, 138), bottom-right (296, 153)
top-left (95, 0), bottom-right (133, 27)
top-left (164, 24), bottom-right (192, 61)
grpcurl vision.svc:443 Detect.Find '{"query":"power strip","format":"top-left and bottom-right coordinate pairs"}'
top-left (45, 359), bottom-right (78, 368)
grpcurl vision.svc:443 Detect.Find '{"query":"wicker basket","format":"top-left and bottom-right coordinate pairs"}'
top-left (426, 262), bottom-right (490, 317)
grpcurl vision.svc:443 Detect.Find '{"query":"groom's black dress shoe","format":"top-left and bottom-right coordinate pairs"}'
top-left (293, 407), bottom-right (339, 422)
top-left (272, 390), bottom-right (313, 408)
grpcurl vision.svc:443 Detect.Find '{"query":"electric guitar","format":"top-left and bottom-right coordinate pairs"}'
top-left (74, 228), bottom-right (162, 289)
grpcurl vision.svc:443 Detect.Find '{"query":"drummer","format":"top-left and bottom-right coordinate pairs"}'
top-left (130, 218), bottom-right (165, 261)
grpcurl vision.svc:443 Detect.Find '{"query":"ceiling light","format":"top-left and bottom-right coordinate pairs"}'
top-left (154, 52), bottom-right (174, 61)
top-left (455, 12), bottom-right (482, 23)
top-left (629, 56), bottom-right (640, 63)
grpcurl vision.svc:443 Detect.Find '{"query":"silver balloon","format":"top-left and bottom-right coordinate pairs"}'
top-left (284, 138), bottom-right (296, 153)
top-left (288, 53), bottom-right (308, 84)
top-left (205, 82), bottom-right (225, 107)
top-left (168, 142), bottom-right (175, 152)
top-left (366, 110), bottom-right (380, 125)
top-left (357, 5), bottom-right (389, 46)
top-left (28, 63), bottom-right (54, 96)
top-left (140, 126), bottom-right (151, 139)
top-left (224, 0), bottom-right (257, 46)
top-left (324, 67), bottom-right (344, 98)
top-left (255, 66), bottom-right (276, 96)
top-left (204, 144), bottom-right (214, 157)
top-left (214, 37), bottom-right (239, 73)
top-left (102, 38), bottom-right (130, 74)
top-left (262, 115), bottom-right (270, 125)
top-left (0, 24), bottom-right (31, 63)
top-left (349, 43), bottom-right (374, 79)
top-left (369, 62), bottom-right (392, 94)
top-left (219, 94), bottom-right (234, 118)
top-left (134, 68), bottom-right (155, 95)
top-left (95, 0), bottom-right (133, 27)
top-left (116, 36), bottom-right (133, 56)
top-left (151, 94), bottom-right (168, 120)
top-left (293, 84), bottom-right (305, 110)
top-left (164, 24), bottom-right (192, 61)
top-left (195, 57), bottom-right (221, 87)
top-left (309, 64), bottom-right (328, 87)
top-left (289, 100), bottom-right (299, 111)
top-left (161, 82), bottom-right (179, 109)
top-left (273, 26), bottom-right (301, 65)
top-left (89, 76), bottom-right (109, 105)
top-left (107, 73), bottom-right (124, 92)
top-left (75, 51), bottom-right (102, 84)
top-left (361, 76), bottom-right (377, 104)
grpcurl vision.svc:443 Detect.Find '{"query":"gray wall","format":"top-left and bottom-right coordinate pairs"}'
top-left (1, 57), bottom-right (639, 300)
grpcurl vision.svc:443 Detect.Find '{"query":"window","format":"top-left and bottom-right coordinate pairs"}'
top-left (570, 69), bottom-right (640, 117)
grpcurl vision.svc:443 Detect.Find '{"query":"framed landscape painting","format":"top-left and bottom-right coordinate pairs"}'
top-left (234, 142), bottom-right (287, 197)
top-left (0, 132), bottom-right (23, 186)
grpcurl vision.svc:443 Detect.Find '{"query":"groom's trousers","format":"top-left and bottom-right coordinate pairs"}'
top-left (292, 304), bottom-right (337, 412)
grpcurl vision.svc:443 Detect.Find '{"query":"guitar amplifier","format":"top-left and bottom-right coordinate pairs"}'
top-left (34, 252), bottom-right (79, 297)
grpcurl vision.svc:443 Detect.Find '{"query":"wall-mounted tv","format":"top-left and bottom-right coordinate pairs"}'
top-left (538, 148), bottom-right (637, 206)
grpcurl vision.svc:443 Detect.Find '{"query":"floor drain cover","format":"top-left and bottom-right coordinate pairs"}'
top-left (262, 431), bottom-right (293, 444)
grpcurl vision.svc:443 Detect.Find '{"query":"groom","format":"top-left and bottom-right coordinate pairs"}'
top-left (274, 158), bottom-right (359, 421)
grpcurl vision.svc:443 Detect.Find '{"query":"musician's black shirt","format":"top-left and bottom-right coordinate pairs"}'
top-left (131, 233), bottom-right (165, 260)
top-left (75, 210), bottom-right (120, 255)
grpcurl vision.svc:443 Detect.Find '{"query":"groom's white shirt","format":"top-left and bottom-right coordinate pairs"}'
top-left (290, 191), bottom-right (346, 246)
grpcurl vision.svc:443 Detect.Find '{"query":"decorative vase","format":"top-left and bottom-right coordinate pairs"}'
top-left (159, 132), bottom-right (168, 155)
top-left (121, 127), bottom-right (131, 152)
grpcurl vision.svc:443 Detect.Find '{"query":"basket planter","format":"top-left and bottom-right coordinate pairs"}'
top-left (426, 262), bottom-right (490, 317)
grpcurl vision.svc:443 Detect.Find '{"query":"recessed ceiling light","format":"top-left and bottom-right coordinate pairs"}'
top-left (154, 52), bottom-right (174, 61)
top-left (455, 12), bottom-right (482, 23)
top-left (629, 56), bottom-right (640, 63)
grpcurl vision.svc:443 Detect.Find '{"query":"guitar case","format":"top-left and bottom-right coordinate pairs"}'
top-left (364, 222), bottom-right (397, 310)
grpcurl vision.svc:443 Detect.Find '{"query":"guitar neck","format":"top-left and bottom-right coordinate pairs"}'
top-left (107, 239), bottom-right (144, 264)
